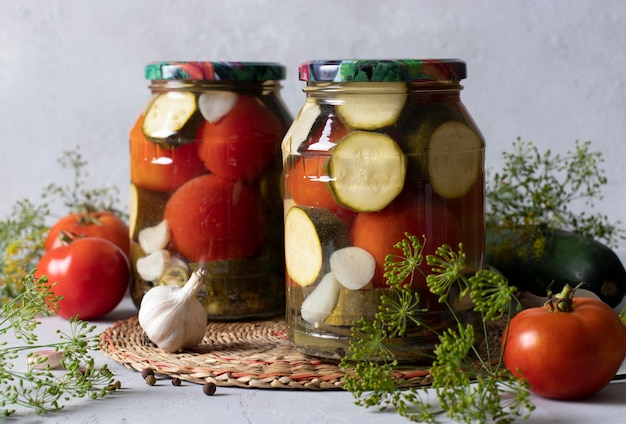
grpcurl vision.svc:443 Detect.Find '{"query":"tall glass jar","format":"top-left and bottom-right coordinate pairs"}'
top-left (130, 61), bottom-right (291, 320)
top-left (282, 59), bottom-right (485, 361)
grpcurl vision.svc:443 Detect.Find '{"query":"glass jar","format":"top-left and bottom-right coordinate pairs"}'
top-left (129, 61), bottom-right (291, 320)
top-left (282, 59), bottom-right (485, 361)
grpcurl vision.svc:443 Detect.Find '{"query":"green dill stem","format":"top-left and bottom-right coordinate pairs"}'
top-left (0, 273), bottom-right (116, 416)
top-left (342, 231), bottom-right (533, 423)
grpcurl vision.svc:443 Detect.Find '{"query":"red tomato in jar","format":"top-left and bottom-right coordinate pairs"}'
top-left (35, 237), bottom-right (130, 320)
top-left (197, 95), bottom-right (285, 181)
top-left (163, 174), bottom-right (263, 262)
top-left (285, 155), bottom-right (357, 227)
top-left (130, 115), bottom-right (207, 193)
top-left (502, 293), bottom-right (626, 400)
top-left (351, 193), bottom-right (460, 290)
top-left (286, 155), bottom-right (336, 208)
top-left (45, 211), bottom-right (130, 259)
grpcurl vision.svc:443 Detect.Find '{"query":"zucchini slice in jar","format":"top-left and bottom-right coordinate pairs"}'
top-left (406, 104), bottom-right (483, 199)
top-left (425, 121), bottom-right (483, 199)
top-left (282, 103), bottom-right (322, 157)
top-left (327, 131), bottom-right (407, 212)
top-left (284, 206), bottom-right (351, 287)
top-left (142, 91), bottom-right (202, 144)
top-left (336, 82), bottom-right (407, 130)
top-left (129, 183), bottom-right (169, 240)
top-left (158, 265), bottom-right (190, 287)
top-left (324, 288), bottom-right (388, 326)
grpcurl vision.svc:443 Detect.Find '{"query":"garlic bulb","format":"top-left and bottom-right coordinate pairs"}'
top-left (138, 268), bottom-right (208, 353)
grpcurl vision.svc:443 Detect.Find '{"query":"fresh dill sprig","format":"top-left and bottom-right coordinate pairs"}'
top-left (0, 272), bottom-right (118, 416)
top-left (379, 233), bottom-right (427, 338)
top-left (1, 146), bottom-right (125, 303)
top-left (486, 138), bottom-right (624, 255)
top-left (0, 200), bottom-right (49, 303)
top-left (340, 234), bottom-right (534, 424)
top-left (469, 270), bottom-right (517, 322)
top-left (43, 146), bottom-right (127, 219)
top-left (426, 244), bottom-right (469, 303)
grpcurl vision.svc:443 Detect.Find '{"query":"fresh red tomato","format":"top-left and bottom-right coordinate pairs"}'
top-left (130, 115), bottom-right (207, 192)
top-left (35, 237), bottom-right (130, 320)
top-left (502, 289), bottom-right (626, 400)
top-left (197, 95), bottom-right (286, 181)
top-left (45, 211), bottom-right (130, 259)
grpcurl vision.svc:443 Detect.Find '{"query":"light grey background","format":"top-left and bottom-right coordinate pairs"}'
top-left (2, 0), bottom-right (625, 246)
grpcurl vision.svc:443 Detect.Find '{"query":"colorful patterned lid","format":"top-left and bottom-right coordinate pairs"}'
top-left (299, 59), bottom-right (466, 83)
top-left (145, 61), bottom-right (286, 81)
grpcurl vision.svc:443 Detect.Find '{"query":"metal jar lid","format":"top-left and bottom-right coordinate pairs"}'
top-left (298, 59), bottom-right (466, 83)
top-left (145, 61), bottom-right (286, 81)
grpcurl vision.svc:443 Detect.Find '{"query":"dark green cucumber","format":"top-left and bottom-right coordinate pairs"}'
top-left (486, 227), bottom-right (626, 307)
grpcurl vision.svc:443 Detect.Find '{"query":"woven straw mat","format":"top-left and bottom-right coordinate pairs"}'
top-left (98, 316), bottom-right (446, 390)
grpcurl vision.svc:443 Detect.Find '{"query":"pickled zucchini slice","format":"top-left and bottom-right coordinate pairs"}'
top-left (328, 131), bottom-right (407, 212)
top-left (285, 206), bottom-right (351, 287)
top-left (336, 82), bottom-right (407, 130)
top-left (142, 91), bottom-right (200, 142)
top-left (426, 121), bottom-right (483, 199)
top-left (405, 104), bottom-right (483, 199)
top-left (324, 288), bottom-right (388, 326)
top-left (129, 185), bottom-right (169, 240)
top-left (129, 183), bottom-right (138, 239)
top-left (282, 103), bottom-right (322, 156)
top-left (158, 265), bottom-right (189, 287)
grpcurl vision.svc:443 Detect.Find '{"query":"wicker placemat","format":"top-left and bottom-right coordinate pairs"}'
top-left (98, 316), bottom-right (434, 390)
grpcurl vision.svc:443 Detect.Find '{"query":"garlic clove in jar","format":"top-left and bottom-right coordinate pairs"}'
top-left (138, 219), bottom-right (170, 254)
top-left (138, 268), bottom-right (208, 353)
top-left (136, 249), bottom-right (171, 282)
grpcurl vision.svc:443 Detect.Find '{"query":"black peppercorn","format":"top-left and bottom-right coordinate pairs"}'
top-left (141, 368), bottom-right (155, 379)
top-left (203, 382), bottom-right (217, 396)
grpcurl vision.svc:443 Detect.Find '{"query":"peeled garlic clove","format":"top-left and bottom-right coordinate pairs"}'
top-left (28, 350), bottom-right (64, 370)
top-left (330, 246), bottom-right (375, 290)
top-left (301, 272), bottom-right (341, 327)
top-left (136, 250), bottom-right (171, 282)
top-left (198, 91), bottom-right (238, 124)
top-left (138, 220), bottom-right (170, 254)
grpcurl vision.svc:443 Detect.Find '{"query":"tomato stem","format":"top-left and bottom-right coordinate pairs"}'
top-left (58, 230), bottom-right (86, 246)
top-left (75, 209), bottom-right (103, 226)
top-left (545, 283), bottom-right (582, 312)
